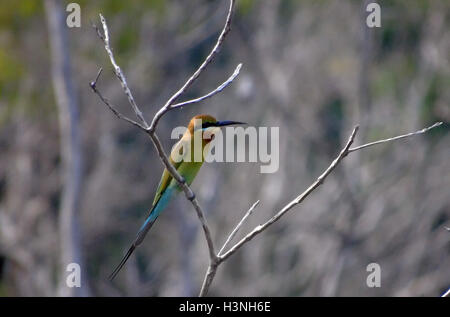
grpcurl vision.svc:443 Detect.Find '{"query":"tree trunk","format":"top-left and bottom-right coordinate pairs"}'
top-left (44, 0), bottom-right (89, 296)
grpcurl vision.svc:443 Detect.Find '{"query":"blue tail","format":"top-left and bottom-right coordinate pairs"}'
top-left (109, 187), bottom-right (175, 280)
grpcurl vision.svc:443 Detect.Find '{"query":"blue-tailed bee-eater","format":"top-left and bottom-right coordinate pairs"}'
top-left (109, 114), bottom-right (245, 280)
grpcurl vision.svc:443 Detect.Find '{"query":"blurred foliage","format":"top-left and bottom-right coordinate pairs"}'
top-left (0, 0), bottom-right (42, 32)
top-left (0, 49), bottom-right (24, 97)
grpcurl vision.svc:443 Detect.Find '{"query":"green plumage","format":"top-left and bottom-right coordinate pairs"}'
top-left (110, 114), bottom-right (243, 280)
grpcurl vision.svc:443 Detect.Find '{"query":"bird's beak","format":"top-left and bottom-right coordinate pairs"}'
top-left (215, 120), bottom-right (246, 127)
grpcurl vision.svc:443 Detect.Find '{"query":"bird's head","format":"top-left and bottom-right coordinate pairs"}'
top-left (187, 114), bottom-right (245, 142)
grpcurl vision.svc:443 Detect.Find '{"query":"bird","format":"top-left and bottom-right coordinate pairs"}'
top-left (109, 114), bottom-right (245, 280)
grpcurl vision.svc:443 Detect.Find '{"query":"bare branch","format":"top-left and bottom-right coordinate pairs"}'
top-left (198, 127), bottom-right (358, 296)
top-left (199, 262), bottom-right (219, 297)
top-left (98, 14), bottom-right (149, 128)
top-left (219, 126), bottom-right (359, 262)
top-left (198, 121), bottom-right (444, 296)
top-left (89, 68), bottom-right (147, 131)
top-left (171, 63), bottom-right (242, 109)
top-left (218, 200), bottom-right (260, 256)
top-left (164, 0), bottom-right (235, 107)
top-left (348, 121), bottom-right (443, 153)
top-left (220, 122), bottom-right (443, 263)
top-left (149, 0), bottom-right (236, 131)
top-left (199, 199), bottom-right (259, 297)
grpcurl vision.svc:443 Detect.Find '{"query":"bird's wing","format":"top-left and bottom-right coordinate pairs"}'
top-left (151, 137), bottom-right (187, 207)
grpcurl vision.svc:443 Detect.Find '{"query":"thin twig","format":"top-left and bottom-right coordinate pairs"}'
top-left (199, 199), bottom-right (259, 297)
top-left (98, 14), bottom-right (149, 128)
top-left (348, 122), bottom-right (443, 153)
top-left (171, 63), bottom-right (242, 109)
top-left (219, 126), bottom-right (359, 262)
top-left (148, 0), bottom-right (236, 131)
top-left (90, 68), bottom-right (147, 130)
top-left (218, 200), bottom-right (260, 256)
top-left (163, 0), bottom-right (235, 108)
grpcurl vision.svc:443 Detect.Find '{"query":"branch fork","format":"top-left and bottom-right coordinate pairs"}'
top-left (90, 0), bottom-right (444, 296)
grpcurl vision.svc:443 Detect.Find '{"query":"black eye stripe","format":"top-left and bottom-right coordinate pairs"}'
top-left (201, 122), bottom-right (215, 129)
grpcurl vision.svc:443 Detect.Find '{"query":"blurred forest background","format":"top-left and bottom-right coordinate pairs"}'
top-left (0, 0), bottom-right (449, 296)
